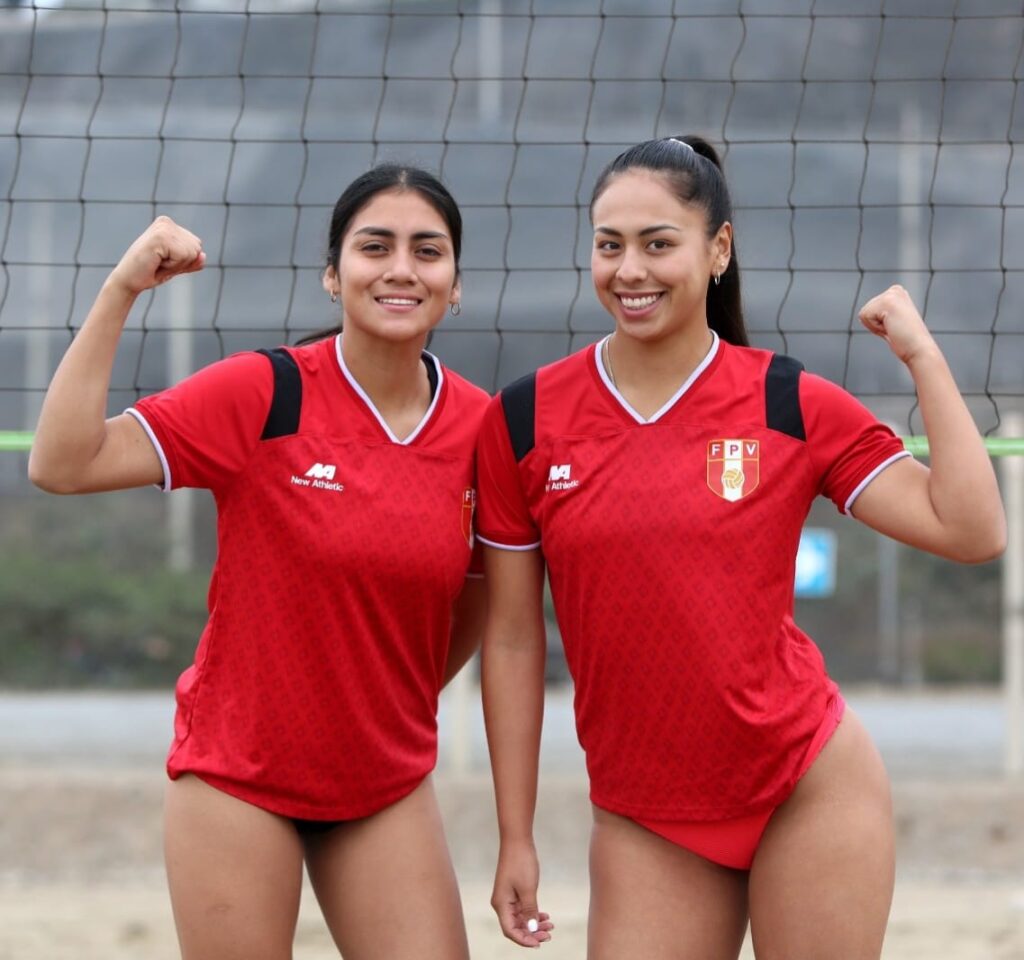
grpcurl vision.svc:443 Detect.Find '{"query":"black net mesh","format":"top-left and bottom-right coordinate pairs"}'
top-left (2, 0), bottom-right (1023, 438)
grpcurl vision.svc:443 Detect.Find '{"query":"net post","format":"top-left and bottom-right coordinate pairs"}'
top-left (25, 205), bottom-right (53, 432)
top-left (167, 279), bottom-right (195, 573)
top-left (1002, 412), bottom-right (1024, 778)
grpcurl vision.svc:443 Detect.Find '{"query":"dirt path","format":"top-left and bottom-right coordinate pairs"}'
top-left (1, 767), bottom-right (1022, 959)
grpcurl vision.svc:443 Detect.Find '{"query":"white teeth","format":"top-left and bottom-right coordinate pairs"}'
top-left (620, 294), bottom-right (660, 309)
top-left (378, 298), bottom-right (418, 305)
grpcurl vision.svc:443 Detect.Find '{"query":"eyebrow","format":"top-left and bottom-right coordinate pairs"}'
top-left (352, 227), bottom-right (449, 242)
top-left (594, 224), bottom-right (682, 237)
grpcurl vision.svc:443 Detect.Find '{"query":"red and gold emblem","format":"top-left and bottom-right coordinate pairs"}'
top-left (461, 487), bottom-right (476, 546)
top-left (707, 439), bottom-right (760, 501)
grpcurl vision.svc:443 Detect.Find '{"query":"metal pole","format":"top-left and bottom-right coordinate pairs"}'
top-left (878, 534), bottom-right (901, 683)
top-left (167, 279), bottom-right (194, 572)
top-left (875, 105), bottom-right (924, 684)
top-left (478, 0), bottom-right (501, 126)
top-left (899, 103), bottom-right (923, 285)
top-left (901, 596), bottom-right (924, 688)
top-left (878, 420), bottom-right (904, 684)
top-left (25, 205), bottom-right (52, 431)
top-left (1002, 412), bottom-right (1023, 777)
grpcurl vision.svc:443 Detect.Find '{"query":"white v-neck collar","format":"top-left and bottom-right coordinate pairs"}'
top-left (594, 331), bottom-right (720, 424)
top-left (334, 335), bottom-right (443, 445)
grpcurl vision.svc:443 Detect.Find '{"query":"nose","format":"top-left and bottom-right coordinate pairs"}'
top-left (616, 244), bottom-right (647, 284)
top-left (383, 249), bottom-right (417, 284)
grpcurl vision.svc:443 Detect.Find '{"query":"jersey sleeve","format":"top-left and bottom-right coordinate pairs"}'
top-left (126, 351), bottom-right (274, 492)
top-left (800, 372), bottom-right (912, 515)
top-left (475, 394), bottom-right (541, 550)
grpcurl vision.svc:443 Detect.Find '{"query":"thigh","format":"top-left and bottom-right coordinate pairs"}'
top-left (588, 806), bottom-right (749, 960)
top-left (164, 774), bottom-right (305, 960)
top-left (748, 708), bottom-right (895, 960)
top-left (302, 775), bottom-right (469, 960)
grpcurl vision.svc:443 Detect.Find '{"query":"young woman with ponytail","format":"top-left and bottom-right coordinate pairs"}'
top-left (30, 164), bottom-right (494, 960)
top-left (474, 135), bottom-right (1005, 958)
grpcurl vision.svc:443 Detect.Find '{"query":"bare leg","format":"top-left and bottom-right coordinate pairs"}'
top-left (748, 709), bottom-right (895, 960)
top-left (302, 775), bottom-right (470, 960)
top-left (587, 805), bottom-right (749, 960)
top-left (164, 774), bottom-right (305, 960)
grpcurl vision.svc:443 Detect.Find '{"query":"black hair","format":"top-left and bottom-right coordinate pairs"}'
top-left (297, 164), bottom-right (462, 346)
top-left (590, 135), bottom-right (748, 347)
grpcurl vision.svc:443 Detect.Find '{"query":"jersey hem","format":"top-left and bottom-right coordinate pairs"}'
top-left (171, 765), bottom-right (434, 821)
top-left (124, 407), bottom-right (172, 492)
top-left (587, 689), bottom-right (846, 822)
top-left (588, 789), bottom-right (782, 823)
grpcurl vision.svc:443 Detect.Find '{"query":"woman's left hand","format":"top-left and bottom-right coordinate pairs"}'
top-left (858, 284), bottom-right (938, 366)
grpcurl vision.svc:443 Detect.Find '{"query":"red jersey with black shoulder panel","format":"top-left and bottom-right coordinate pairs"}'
top-left (127, 335), bottom-right (488, 819)
top-left (475, 334), bottom-right (909, 820)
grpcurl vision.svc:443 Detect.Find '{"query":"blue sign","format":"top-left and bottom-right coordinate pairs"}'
top-left (795, 528), bottom-right (837, 598)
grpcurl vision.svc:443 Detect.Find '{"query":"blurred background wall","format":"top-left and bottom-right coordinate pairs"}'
top-left (0, 0), bottom-right (1018, 693)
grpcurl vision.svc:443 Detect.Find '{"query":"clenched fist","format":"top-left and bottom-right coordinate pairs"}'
top-left (108, 216), bottom-right (205, 297)
top-left (857, 284), bottom-right (938, 366)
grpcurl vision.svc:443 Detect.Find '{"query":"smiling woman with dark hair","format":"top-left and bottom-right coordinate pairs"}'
top-left (28, 164), bottom-right (504, 960)
top-left (476, 135), bottom-right (1005, 960)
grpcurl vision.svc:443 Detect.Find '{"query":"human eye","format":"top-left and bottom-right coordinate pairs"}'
top-left (647, 238), bottom-right (673, 251)
top-left (595, 239), bottom-right (620, 253)
top-left (360, 241), bottom-right (388, 254)
top-left (417, 245), bottom-right (443, 259)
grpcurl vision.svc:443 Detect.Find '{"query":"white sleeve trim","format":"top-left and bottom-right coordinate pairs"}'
top-left (844, 449), bottom-right (913, 514)
top-left (125, 407), bottom-right (171, 493)
top-left (476, 533), bottom-right (541, 552)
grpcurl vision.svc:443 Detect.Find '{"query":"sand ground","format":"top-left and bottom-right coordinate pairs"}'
top-left (1, 766), bottom-right (1023, 959)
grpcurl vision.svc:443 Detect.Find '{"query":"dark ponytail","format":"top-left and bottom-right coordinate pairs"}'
top-left (296, 164), bottom-right (462, 346)
top-left (590, 135), bottom-right (748, 347)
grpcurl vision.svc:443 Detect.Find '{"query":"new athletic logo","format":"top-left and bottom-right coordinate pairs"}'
top-left (290, 462), bottom-right (345, 493)
top-left (707, 440), bottom-right (759, 502)
top-left (305, 463), bottom-right (336, 480)
top-left (546, 463), bottom-right (580, 492)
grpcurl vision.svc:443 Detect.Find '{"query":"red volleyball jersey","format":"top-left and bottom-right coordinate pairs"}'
top-left (476, 334), bottom-right (909, 820)
top-left (128, 335), bottom-right (489, 819)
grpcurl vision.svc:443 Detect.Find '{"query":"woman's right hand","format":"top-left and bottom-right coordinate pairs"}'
top-left (491, 838), bottom-right (554, 948)
top-left (108, 216), bottom-right (205, 297)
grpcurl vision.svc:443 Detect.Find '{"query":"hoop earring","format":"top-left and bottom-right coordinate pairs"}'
top-left (450, 302), bottom-right (461, 316)
top-left (330, 293), bottom-right (337, 303)
top-left (714, 273), bottom-right (721, 287)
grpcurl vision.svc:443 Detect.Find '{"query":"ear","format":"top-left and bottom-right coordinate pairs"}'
top-left (322, 264), bottom-right (339, 298)
top-left (713, 222), bottom-right (733, 273)
top-left (449, 274), bottom-right (462, 308)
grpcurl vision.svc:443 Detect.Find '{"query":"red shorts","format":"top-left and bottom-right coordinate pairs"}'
top-left (632, 692), bottom-right (846, 870)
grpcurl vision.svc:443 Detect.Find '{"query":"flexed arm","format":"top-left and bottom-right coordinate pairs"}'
top-left (850, 285), bottom-right (1006, 563)
top-left (28, 217), bottom-right (205, 494)
top-left (482, 545), bottom-right (554, 948)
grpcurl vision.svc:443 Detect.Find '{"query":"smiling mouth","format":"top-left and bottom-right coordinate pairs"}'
top-left (376, 297), bottom-right (422, 306)
top-left (617, 293), bottom-right (663, 310)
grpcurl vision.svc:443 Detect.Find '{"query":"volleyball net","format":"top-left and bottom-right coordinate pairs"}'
top-left (1, 0), bottom-right (1023, 454)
